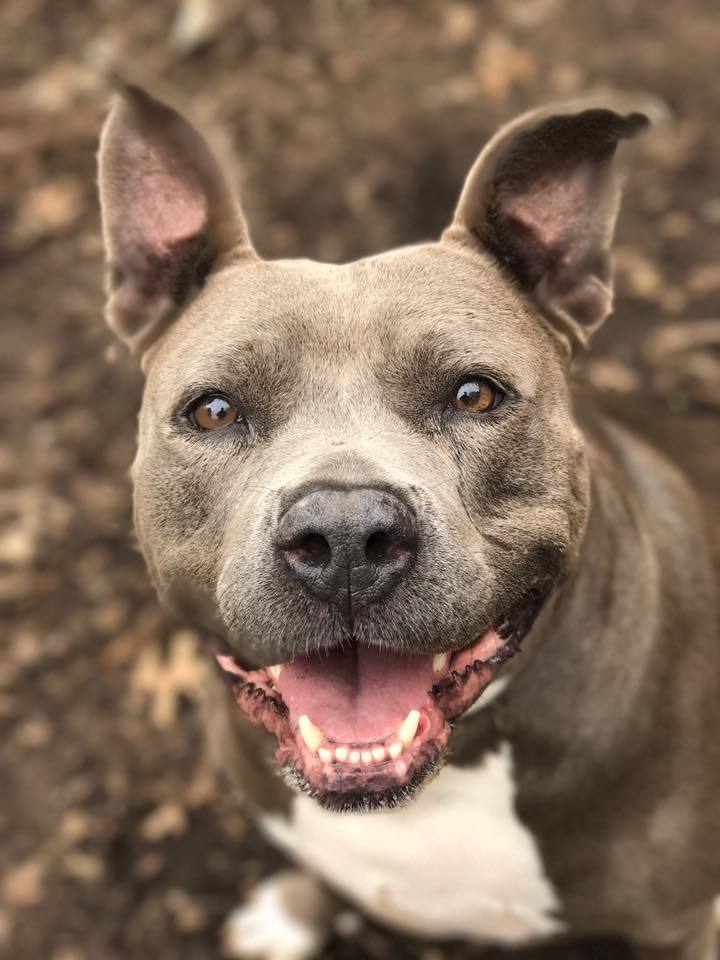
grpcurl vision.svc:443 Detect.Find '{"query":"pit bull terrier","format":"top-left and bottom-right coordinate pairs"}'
top-left (97, 84), bottom-right (719, 959)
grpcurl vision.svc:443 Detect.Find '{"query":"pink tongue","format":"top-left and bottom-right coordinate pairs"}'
top-left (276, 645), bottom-right (434, 743)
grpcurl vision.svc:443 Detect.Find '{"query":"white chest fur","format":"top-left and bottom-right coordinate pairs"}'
top-left (261, 742), bottom-right (564, 945)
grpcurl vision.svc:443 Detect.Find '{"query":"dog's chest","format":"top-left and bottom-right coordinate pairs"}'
top-left (261, 742), bottom-right (564, 944)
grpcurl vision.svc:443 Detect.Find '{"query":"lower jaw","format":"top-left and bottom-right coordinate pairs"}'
top-left (283, 743), bottom-right (448, 812)
top-left (279, 691), bottom-right (451, 810)
top-left (214, 627), bottom-right (520, 810)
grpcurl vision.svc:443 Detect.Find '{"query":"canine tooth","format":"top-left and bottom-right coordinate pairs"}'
top-left (372, 746), bottom-right (386, 762)
top-left (298, 715), bottom-right (323, 753)
top-left (318, 747), bottom-right (333, 764)
top-left (216, 654), bottom-right (242, 676)
top-left (349, 750), bottom-right (361, 764)
top-left (267, 664), bottom-right (283, 682)
top-left (396, 709), bottom-right (421, 747)
top-left (361, 750), bottom-right (373, 764)
top-left (335, 746), bottom-right (349, 763)
top-left (388, 741), bottom-right (403, 760)
top-left (433, 653), bottom-right (450, 674)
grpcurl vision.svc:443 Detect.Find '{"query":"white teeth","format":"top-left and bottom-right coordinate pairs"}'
top-left (396, 709), bottom-right (421, 747)
top-left (298, 715), bottom-right (324, 753)
top-left (298, 726), bottom-right (413, 765)
top-left (267, 664), bottom-right (283, 682)
top-left (433, 653), bottom-right (450, 675)
top-left (328, 744), bottom-right (387, 764)
top-left (216, 654), bottom-right (243, 676)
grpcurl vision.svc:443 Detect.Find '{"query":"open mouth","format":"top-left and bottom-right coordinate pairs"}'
top-left (213, 596), bottom-right (543, 811)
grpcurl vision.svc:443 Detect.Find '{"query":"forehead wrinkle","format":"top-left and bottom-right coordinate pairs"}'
top-left (374, 310), bottom-right (542, 396)
top-left (153, 278), bottom-right (357, 394)
top-left (149, 248), bottom-right (552, 406)
top-left (345, 247), bottom-right (550, 392)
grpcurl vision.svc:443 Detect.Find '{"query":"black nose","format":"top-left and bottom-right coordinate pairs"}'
top-left (276, 486), bottom-right (418, 604)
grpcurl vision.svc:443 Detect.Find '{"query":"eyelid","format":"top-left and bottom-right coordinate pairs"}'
top-left (458, 371), bottom-right (506, 391)
top-left (177, 388), bottom-right (237, 419)
top-left (449, 374), bottom-right (506, 398)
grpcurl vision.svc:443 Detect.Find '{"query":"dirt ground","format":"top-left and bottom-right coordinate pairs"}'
top-left (1, 1), bottom-right (719, 958)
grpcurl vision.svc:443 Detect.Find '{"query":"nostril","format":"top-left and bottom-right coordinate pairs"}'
top-left (287, 532), bottom-right (331, 567)
top-left (365, 530), bottom-right (413, 566)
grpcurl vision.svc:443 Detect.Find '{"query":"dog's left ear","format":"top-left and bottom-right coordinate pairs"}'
top-left (443, 104), bottom-right (650, 348)
top-left (98, 83), bottom-right (253, 355)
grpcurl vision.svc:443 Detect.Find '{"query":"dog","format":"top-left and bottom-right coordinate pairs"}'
top-left (97, 84), bottom-right (719, 959)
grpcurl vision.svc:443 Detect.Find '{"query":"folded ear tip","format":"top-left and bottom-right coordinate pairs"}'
top-left (621, 110), bottom-right (651, 139)
top-left (625, 94), bottom-right (672, 127)
top-left (607, 97), bottom-right (670, 141)
top-left (535, 95), bottom-right (669, 136)
top-left (589, 93), bottom-right (671, 131)
top-left (535, 104), bottom-right (654, 151)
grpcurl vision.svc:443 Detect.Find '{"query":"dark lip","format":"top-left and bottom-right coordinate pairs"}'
top-left (209, 585), bottom-right (551, 809)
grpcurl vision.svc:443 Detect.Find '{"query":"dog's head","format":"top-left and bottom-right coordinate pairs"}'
top-left (98, 85), bottom-right (647, 810)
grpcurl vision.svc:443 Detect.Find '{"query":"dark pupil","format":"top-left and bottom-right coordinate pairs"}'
top-left (458, 381), bottom-right (481, 405)
top-left (206, 397), bottom-right (231, 421)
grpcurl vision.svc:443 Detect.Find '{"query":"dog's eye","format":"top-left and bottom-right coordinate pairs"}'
top-left (450, 378), bottom-right (502, 415)
top-left (189, 395), bottom-right (240, 431)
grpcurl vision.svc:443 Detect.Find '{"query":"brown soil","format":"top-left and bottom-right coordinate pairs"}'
top-left (1, 1), bottom-right (718, 958)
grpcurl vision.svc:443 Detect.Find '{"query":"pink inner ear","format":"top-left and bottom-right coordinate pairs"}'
top-left (129, 142), bottom-right (208, 257)
top-left (502, 162), bottom-right (597, 265)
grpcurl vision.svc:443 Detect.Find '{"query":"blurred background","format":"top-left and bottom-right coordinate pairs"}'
top-left (1, 1), bottom-right (719, 958)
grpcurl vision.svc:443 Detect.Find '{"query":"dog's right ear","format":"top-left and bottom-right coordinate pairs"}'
top-left (98, 83), bottom-right (253, 355)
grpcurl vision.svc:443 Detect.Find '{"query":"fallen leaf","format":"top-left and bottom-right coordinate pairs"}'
top-left (2, 858), bottom-right (45, 908)
top-left (140, 802), bottom-right (189, 843)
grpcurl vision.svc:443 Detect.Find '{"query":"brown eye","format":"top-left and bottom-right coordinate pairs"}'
top-left (190, 395), bottom-right (240, 431)
top-left (451, 378), bottom-right (501, 414)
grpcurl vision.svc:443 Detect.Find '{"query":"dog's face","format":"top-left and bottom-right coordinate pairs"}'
top-left (99, 87), bottom-right (646, 809)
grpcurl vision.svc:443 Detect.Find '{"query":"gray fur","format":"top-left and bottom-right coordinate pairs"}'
top-left (98, 87), bottom-right (719, 958)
